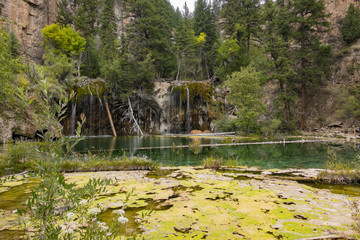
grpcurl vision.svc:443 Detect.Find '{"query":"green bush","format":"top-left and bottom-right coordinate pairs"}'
top-left (318, 148), bottom-right (360, 184)
top-left (214, 117), bottom-right (239, 132)
top-left (203, 156), bottom-right (223, 169)
top-left (224, 159), bottom-right (239, 167)
top-left (334, 86), bottom-right (360, 121)
top-left (260, 118), bottom-right (282, 136)
top-left (61, 155), bottom-right (158, 172)
top-left (5, 141), bottom-right (40, 164)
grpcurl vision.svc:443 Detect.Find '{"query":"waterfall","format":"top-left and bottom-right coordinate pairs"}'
top-left (95, 88), bottom-right (103, 135)
top-left (95, 88), bottom-right (103, 106)
top-left (186, 84), bottom-right (191, 132)
top-left (89, 95), bottom-right (94, 135)
top-left (87, 84), bottom-right (93, 96)
top-left (168, 86), bottom-right (174, 132)
top-left (69, 96), bottom-right (77, 135)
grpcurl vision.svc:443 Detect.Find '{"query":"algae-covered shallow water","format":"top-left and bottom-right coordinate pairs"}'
top-left (73, 136), bottom-right (360, 169)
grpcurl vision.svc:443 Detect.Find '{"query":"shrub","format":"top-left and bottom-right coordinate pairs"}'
top-left (5, 141), bottom-right (40, 164)
top-left (224, 159), bottom-right (239, 167)
top-left (203, 157), bottom-right (223, 169)
top-left (260, 118), bottom-right (282, 136)
top-left (214, 117), bottom-right (239, 132)
top-left (318, 148), bottom-right (360, 184)
top-left (61, 155), bottom-right (158, 172)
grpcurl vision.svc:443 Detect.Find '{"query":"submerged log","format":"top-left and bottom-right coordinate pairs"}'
top-left (89, 139), bottom-right (324, 152)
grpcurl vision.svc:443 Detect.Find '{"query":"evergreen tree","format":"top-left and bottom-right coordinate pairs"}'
top-left (341, 3), bottom-right (360, 44)
top-left (57, 0), bottom-right (73, 26)
top-left (0, 28), bottom-right (22, 108)
top-left (174, 3), bottom-right (198, 80)
top-left (221, 0), bottom-right (260, 54)
top-left (173, 7), bottom-right (183, 27)
top-left (288, 0), bottom-right (332, 130)
top-left (100, 0), bottom-right (118, 63)
top-left (215, 37), bottom-right (248, 79)
top-left (194, 0), bottom-right (218, 78)
top-left (124, 0), bottom-right (175, 79)
top-left (9, 31), bottom-right (20, 57)
top-left (57, 0), bottom-right (101, 77)
top-left (211, 0), bottom-right (222, 19)
top-left (262, 0), bottom-right (296, 131)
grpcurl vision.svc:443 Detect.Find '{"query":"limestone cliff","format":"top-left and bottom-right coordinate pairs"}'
top-left (0, 0), bottom-right (58, 62)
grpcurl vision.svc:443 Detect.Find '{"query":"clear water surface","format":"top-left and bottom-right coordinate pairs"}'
top-left (72, 135), bottom-right (360, 169)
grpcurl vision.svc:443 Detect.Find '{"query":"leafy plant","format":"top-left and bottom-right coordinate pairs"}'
top-left (203, 156), bottom-right (223, 169)
top-left (225, 66), bottom-right (266, 134)
top-left (5, 141), bottom-right (40, 164)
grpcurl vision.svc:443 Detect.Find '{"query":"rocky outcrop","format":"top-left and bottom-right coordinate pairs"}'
top-left (323, 0), bottom-right (360, 46)
top-left (0, 113), bottom-right (37, 143)
top-left (0, 0), bottom-right (58, 62)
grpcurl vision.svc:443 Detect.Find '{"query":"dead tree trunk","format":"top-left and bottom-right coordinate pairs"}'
top-left (104, 96), bottom-right (117, 137)
top-left (128, 97), bottom-right (144, 136)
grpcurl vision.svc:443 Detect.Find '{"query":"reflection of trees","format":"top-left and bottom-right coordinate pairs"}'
top-left (74, 138), bottom-right (359, 169)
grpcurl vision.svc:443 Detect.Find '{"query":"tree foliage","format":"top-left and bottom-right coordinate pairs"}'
top-left (0, 27), bottom-right (23, 108)
top-left (174, 3), bottom-right (198, 80)
top-left (341, 3), bottom-right (360, 44)
top-left (42, 24), bottom-right (86, 57)
top-left (193, 0), bottom-right (218, 78)
top-left (288, 0), bottom-right (331, 130)
top-left (225, 66), bottom-right (265, 133)
top-left (124, 0), bottom-right (175, 78)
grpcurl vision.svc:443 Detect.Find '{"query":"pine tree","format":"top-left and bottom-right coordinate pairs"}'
top-left (57, 0), bottom-right (73, 26)
top-left (211, 0), bottom-right (222, 19)
top-left (341, 3), bottom-right (360, 44)
top-left (174, 3), bottom-right (198, 80)
top-left (100, 0), bottom-right (118, 63)
top-left (221, 0), bottom-right (260, 54)
top-left (9, 31), bottom-right (20, 57)
top-left (194, 0), bottom-right (218, 79)
top-left (125, 0), bottom-right (175, 78)
top-left (288, 0), bottom-right (332, 130)
top-left (262, 0), bottom-right (296, 131)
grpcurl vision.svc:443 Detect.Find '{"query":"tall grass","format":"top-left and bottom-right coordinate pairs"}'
top-left (318, 148), bottom-right (360, 184)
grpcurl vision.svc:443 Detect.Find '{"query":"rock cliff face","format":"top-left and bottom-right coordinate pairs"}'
top-left (323, 0), bottom-right (360, 46)
top-left (0, 0), bottom-right (58, 62)
top-left (322, 0), bottom-right (360, 84)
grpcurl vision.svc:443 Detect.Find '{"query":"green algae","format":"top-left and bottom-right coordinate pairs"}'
top-left (0, 229), bottom-right (24, 240)
top-left (2, 168), bottom-right (355, 239)
top-left (0, 180), bottom-right (36, 211)
top-left (99, 200), bottom-right (173, 236)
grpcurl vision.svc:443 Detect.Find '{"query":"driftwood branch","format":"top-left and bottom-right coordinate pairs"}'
top-left (127, 97), bottom-right (144, 136)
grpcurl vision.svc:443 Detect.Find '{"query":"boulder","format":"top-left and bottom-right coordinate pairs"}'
top-left (327, 121), bottom-right (343, 128)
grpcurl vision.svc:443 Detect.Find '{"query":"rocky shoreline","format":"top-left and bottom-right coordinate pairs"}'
top-left (0, 167), bottom-right (359, 239)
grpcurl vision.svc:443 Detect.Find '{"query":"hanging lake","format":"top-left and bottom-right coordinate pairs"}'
top-left (72, 135), bottom-right (360, 169)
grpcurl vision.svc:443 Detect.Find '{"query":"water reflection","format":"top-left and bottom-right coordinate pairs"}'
top-left (73, 136), bottom-right (359, 169)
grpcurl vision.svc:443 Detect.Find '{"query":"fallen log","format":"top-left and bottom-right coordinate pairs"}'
top-left (88, 139), bottom-right (324, 152)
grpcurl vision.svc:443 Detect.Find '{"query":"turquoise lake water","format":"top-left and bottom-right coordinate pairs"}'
top-left (72, 136), bottom-right (360, 169)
